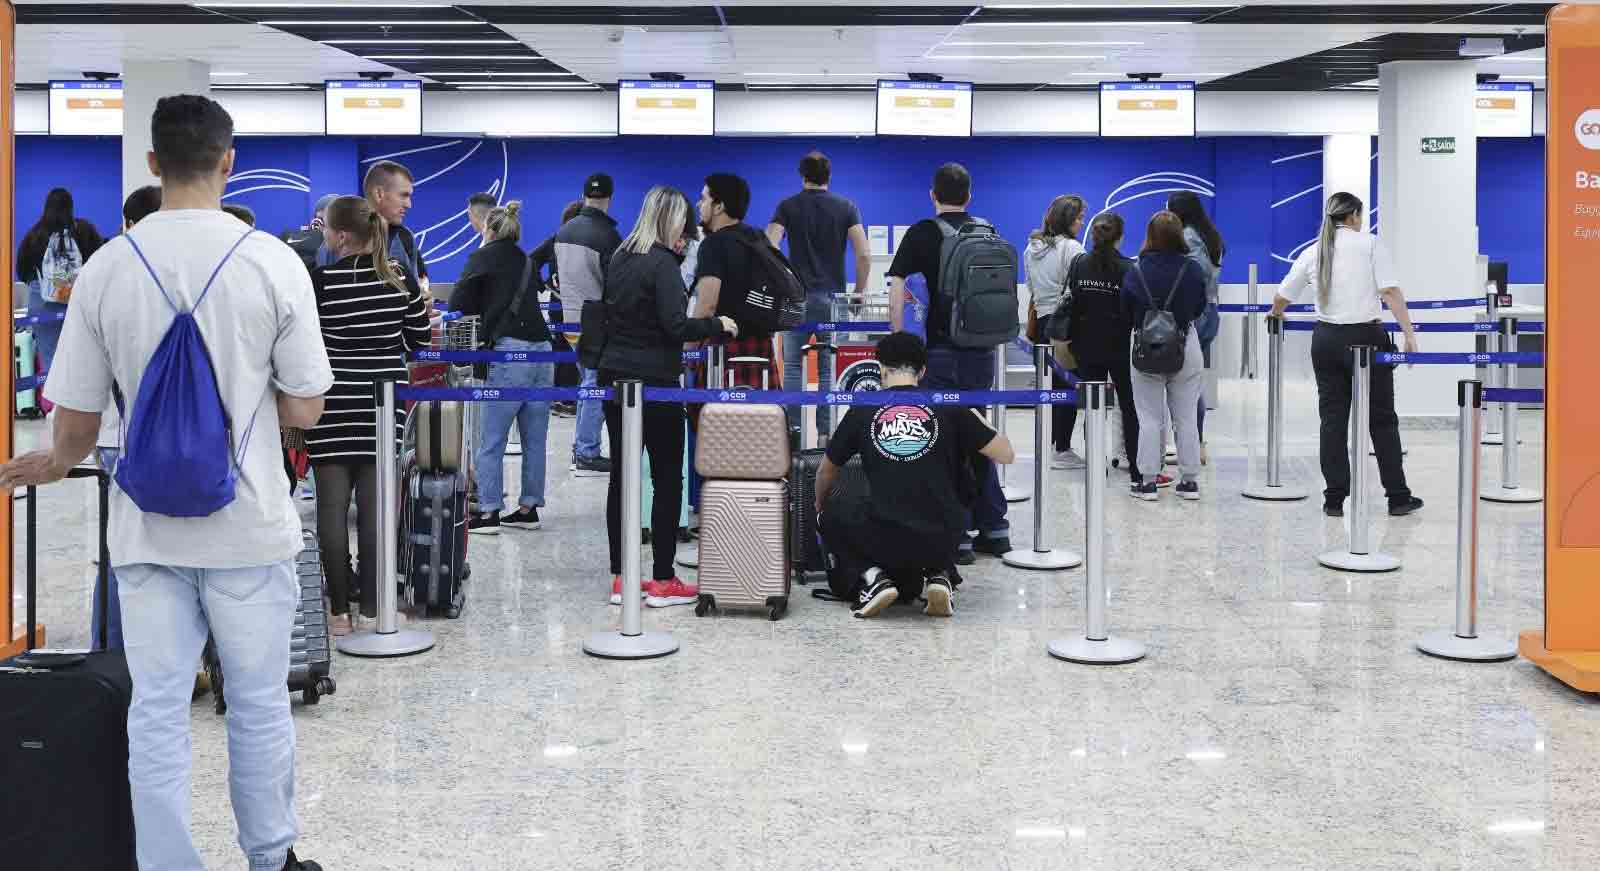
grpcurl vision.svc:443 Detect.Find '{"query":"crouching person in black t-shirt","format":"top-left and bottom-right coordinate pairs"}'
top-left (815, 333), bottom-right (1015, 618)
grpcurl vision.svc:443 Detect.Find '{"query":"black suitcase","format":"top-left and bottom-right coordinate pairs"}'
top-left (402, 463), bottom-right (469, 618)
top-left (204, 530), bottom-right (336, 714)
top-left (788, 341), bottom-right (838, 584)
top-left (0, 470), bottom-right (137, 870)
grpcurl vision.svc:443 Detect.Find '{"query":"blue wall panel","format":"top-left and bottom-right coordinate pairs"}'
top-left (13, 133), bottom-right (1547, 287)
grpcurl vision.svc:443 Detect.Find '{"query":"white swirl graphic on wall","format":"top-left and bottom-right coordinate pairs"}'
top-left (223, 168), bottom-right (310, 200)
top-left (361, 140), bottom-right (512, 266)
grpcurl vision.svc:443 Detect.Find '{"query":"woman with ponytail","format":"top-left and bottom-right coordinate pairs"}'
top-left (1272, 191), bottom-right (1422, 518)
top-left (451, 199), bottom-right (558, 536)
top-left (307, 195), bottom-right (433, 634)
top-left (1025, 194), bottom-right (1087, 467)
top-left (1166, 190), bottom-right (1224, 462)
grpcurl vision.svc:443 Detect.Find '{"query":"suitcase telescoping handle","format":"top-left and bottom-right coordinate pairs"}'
top-left (803, 341), bottom-right (838, 445)
top-left (24, 467), bottom-right (111, 652)
top-left (728, 356), bottom-right (770, 391)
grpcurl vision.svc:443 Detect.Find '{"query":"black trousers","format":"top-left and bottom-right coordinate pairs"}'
top-left (1310, 322), bottom-right (1412, 505)
top-left (602, 374), bottom-right (686, 580)
top-left (312, 460), bottom-right (377, 618)
top-left (1073, 352), bottom-right (1144, 484)
top-left (818, 498), bottom-right (958, 596)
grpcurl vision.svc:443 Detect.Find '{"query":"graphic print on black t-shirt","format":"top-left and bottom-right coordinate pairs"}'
top-left (871, 404), bottom-right (939, 462)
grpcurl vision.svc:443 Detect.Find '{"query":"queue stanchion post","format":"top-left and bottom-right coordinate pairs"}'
top-left (1241, 263), bottom-right (1259, 379)
top-left (677, 345), bottom-right (721, 570)
top-left (339, 379), bottom-right (436, 658)
top-left (1480, 315), bottom-right (1541, 504)
top-left (1317, 346), bottom-right (1401, 573)
top-left (994, 343), bottom-right (1030, 504)
top-left (1418, 380), bottom-right (1517, 661)
top-left (1048, 381), bottom-right (1143, 665)
top-left (1243, 316), bottom-right (1309, 501)
top-left (585, 379), bottom-right (679, 659)
top-left (1003, 344), bottom-right (1083, 571)
top-left (1481, 290), bottom-right (1506, 445)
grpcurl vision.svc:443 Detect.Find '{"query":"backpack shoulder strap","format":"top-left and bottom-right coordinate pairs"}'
top-left (1161, 260), bottom-right (1190, 311)
top-left (123, 233), bottom-right (180, 314)
top-left (934, 217), bottom-right (959, 240)
top-left (489, 254), bottom-right (538, 346)
top-left (195, 229), bottom-right (258, 310)
top-left (1131, 263), bottom-right (1153, 306)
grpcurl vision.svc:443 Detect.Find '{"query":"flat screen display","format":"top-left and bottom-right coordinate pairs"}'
top-left (1098, 81), bottom-right (1196, 138)
top-left (1475, 82), bottom-right (1534, 138)
top-left (325, 80), bottom-right (423, 136)
top-left (618, 80), bottom-right (715, 136)
top-left (876, 80), bottom-right (974, 137)
top-left (48, 81), bottom-right (124, 136)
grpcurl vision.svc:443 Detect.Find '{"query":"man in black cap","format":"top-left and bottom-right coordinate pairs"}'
top-left (554, 172), bottom-right (621, 475)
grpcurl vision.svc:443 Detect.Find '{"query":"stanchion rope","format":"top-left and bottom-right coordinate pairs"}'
top-left (1377, 352), bottom-right (1544, 365)
top-left (1281, 320), bottom-right (1543, 333)
top-left (396, 384), bottom-right (1077, 406)
top-left (1482, 387), bottom-right (1543, 404)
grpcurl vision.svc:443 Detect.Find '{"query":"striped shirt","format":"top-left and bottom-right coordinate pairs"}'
top-left (306, 254), bottom-right (432, 464)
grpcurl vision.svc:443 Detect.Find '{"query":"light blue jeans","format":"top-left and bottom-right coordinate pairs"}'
top-left (575, 365), bottom-right (604, 460)
top-left (478, 337), bottom-right (553, 512)
top-left (781, 290), bottom-right (839, 438)
top-left (27, 283), bottom-right (67, 371)
top-left (90, 448), bottom-right (123, 650)
top-left (117, 559), bottom-right (300, 871)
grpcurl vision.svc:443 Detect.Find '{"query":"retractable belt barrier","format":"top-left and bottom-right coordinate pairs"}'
top-left (1483, 387), bottom-right (1543, 404)
top-left (408, 348), bottom-right (708, 364)
top-left (1218, 297), bottom-right (1486, 314)
top-left (1280, 320), bottom-right (1544, 333)
top-left (394, 384), bottom-right (1078, 407)
top-left (1377, 352), bottom-right (1545, 365)
top-left (15, 373), bottom-right (46, 393)
top-left (13, 311), bottom-right (67, 328)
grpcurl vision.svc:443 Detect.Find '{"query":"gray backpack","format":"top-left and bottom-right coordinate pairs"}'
top-left (1130, 261), bottom-right (1191, 375)
top-left (935, 218), bottom-right (1020, 348)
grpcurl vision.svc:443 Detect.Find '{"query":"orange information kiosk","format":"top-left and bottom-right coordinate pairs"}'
top-left (0, 0), bottom-right (25, 660)
top-left (1521, 3), bottom-right (1600, 691)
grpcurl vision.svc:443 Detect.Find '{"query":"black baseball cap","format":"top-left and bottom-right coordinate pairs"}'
top-left (584, 173), bottom-right (614, 199)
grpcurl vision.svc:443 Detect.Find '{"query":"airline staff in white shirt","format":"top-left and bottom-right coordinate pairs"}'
top-left (1270, 191), bottom-right (1423, 519)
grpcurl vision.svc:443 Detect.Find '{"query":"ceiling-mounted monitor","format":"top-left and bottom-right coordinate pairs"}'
top-left (875, 80), bottom-right (973, 137)
top-left (1098, 81), bottom-right (1196, 138)
top-left (325, 80), bottom-right (423, 136)
top-left (618, 80), bottom-right (715, 136)
top-left (1475, 82), bottom-right (1534, 138)
top-left (48, 80), bottom-right (124, 136)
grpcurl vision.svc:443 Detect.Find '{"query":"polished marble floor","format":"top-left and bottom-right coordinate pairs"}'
top-left (12, 390), bottom-right (1598, 870)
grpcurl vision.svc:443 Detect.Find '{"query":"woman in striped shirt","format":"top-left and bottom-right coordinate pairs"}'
top-left (308, 196), bottom-right (433, 635)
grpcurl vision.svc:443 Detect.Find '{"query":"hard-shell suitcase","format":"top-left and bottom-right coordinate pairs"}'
top-left (14, 327), bottom-right (42, 419)
top-left (0, 470), bottom-right (137, 870)
top-left (694, 363), bottom-right (790, 480)
top-left (694, 478), bottom-right (790, 620)
top-left (402, 464), bottom-right (470, 618)
top-left (415, 398), bottom-right (465, 472)
top-left (789, 342), bottom-right (837, 583)
top-left (204, 529), bottom-right (336, 713)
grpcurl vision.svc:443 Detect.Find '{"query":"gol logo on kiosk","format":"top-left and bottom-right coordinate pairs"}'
top-left (1576, 108), bottom-right (1600, 149)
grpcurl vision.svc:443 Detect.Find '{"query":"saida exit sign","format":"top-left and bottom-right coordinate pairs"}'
top-left (1421, 136), bottom-right (1458, 155)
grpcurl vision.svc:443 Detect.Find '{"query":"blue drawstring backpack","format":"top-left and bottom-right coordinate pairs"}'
top-left (116, 229), bottom-right (264, 517)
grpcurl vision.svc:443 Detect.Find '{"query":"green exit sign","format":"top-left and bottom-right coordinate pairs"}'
top-left (1421, 136), bottom-right (1457, 155)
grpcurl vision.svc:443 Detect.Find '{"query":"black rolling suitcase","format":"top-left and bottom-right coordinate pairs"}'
top-left (0, 469), bottom-right (137, 870)
top-left (789, 341), bottom-right (837, 584)
top-left (399, 400), bottom-right (469, 618)
top-left (204, 529), bottom-right (336, 713)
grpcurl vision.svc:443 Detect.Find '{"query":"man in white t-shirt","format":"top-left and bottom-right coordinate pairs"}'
top-left (0, 94), bottom-right (332, 871)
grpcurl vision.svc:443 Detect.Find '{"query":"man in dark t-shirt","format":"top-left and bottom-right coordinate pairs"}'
top-left (886, 162), bottom-right (1012, 563)
top-left (767, 151), bottom-right (872, 442)
top-left (815, 332), bottom-right (1014, 618)
top-left (693, 172), bottom-right (776, 388)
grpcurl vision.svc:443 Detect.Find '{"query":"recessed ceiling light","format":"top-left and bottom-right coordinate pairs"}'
top-left (743, 72), bottom-right (897, 77)
top-left (943, 40), bottom-right (1144, 46)
top-left (457, 84), bottom-right (601, 90)
top-left (1064, 71), bottom-right (1223, 77)
top-left (322, 39), bottom-right (520, 45)
top-left (967, 21), bottom-right (1187, 27)
top-left (212, 84), bottom-right (309, 89)
top-left (202, 3), bottom-right (448, 7)
top-left (928, 54), bottom-right (1108, 60)
top-left (746, 84), bottom-right (877, 90)
top-left (417, 71), bottom-right (574, 77)
top-left (454, 81), bottom-right (595, 88)
top-left (987, 2), bottom-right (1233, 6)
top-left (363, 54), bottom-right (536, 60)
top-left (209, 71), bottom-right (249, 77)
top-left (263, 20), bottom-right (477, 26)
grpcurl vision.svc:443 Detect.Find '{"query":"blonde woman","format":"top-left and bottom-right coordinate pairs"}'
top-left (1271, 191), bottom-right (1422, 518)
top-left (594, 185), bottom-right (737, 607)
top-left (450, 200), bottom-right (556, 535)
top-left (307, 196), bottom-right (432, 633)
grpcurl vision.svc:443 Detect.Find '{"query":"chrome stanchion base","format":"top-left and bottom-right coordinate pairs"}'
top-left (583, 631), bottom-right (679, 660)
top-left (1416, 629), bottom-right (1517, 663)
top-left (1317, 550), bottom-right (1401, 572)
top-left (1003, 548), bottom-right (1083, 571)
top-left (675, 543), bottom-right (700, 569)
top-left (1480, 433), bottom-right (1520, 446)
top-left (337, 628), bottom-right (436, 658)
top-left (1241, 482), bottom-right (1309, 502)
top-left (1048, 636), bottom-right (1146, 665)
top-left (1002, 485), bottom-right (1031, 503)
top-left (1480, 486), bottom-right (1542, 504)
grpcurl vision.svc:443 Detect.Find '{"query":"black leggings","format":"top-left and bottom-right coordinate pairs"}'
top-left (1310, 322), bottom-right (1411, 504)
top-left (602, 376), bottom-right (687, 580)
top-left (1074, 353), bottom-right (1143, 483)
top-left (313, 461), bottom-right (378, 618)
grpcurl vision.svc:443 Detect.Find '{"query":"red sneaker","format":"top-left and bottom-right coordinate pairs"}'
top-left (609, 575), bottom-right (646, 606)
top-left (1153, 473), bottom-right (1175, 488)
top-left (644, 577), bottom-right (700, 608)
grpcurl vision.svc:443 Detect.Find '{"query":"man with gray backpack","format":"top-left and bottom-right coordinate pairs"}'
top-left (1120, 211), bottom-right (1210, 502)
top-left (887, 162), bottom-right (1020, 563)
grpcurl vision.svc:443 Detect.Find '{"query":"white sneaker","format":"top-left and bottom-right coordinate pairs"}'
top-left (1050, 450), bottom-right (1087, 471)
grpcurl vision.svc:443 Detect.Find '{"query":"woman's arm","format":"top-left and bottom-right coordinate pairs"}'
top-left (449, 250), bottom-right (492, 315)
top-left (1380, 285), bottom-right (1418, 354)
top-left (75, 220), bottom-right (105, 261)
top-left (653, 254), bottom-right (730, 343)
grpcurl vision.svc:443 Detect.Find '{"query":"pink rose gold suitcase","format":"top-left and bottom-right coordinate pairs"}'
top-left (693, 355), bottom-right (790, 480)
top-left (694, 479), bottom-right (790, 620)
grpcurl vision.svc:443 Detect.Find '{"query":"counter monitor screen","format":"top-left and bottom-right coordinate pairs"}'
top-left (1098, 81), bottom-right (1196, 138)
top-left (1475, 82), bottom-right (1534, 138)
top-left (876, 81), bottom-right (974, 137)
top-left (618, 80), bottom-right (715, 136)
top-left (48, 81), bottom-right (124, 136)
top-left (325, 80), bottom-right (423, 136)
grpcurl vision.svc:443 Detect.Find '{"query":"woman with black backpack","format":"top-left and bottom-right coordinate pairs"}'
top-left (1121, 211), bottom-right (1209, 502)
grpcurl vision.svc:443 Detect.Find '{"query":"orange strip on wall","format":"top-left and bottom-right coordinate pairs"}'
top-left (1, 0), bottom-right (17, 652)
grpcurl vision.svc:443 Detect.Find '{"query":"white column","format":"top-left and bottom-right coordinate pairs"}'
top-left (1379, 61), bottom-right (1479, 416)
top-left (121, 60), bottom-right (211, 199)
top-left (1322, 133), bottom-right (1372, 223)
